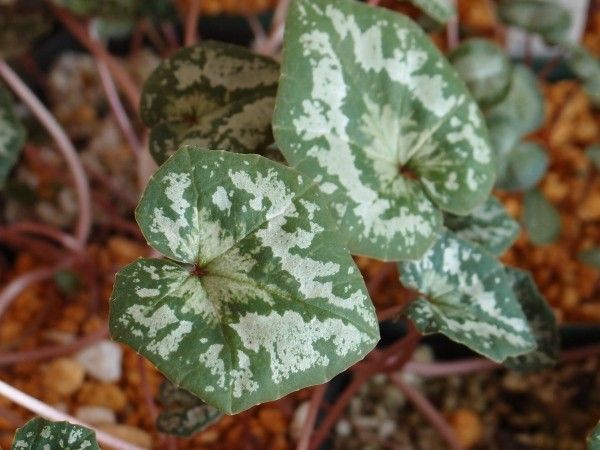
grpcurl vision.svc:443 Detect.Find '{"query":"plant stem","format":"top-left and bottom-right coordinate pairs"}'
top-left (447, 0), bottom-right (459, 50)
top-left (8, 222), bottom-right (81, 253)
top-left (0, 258), bottom-right (76, 320)
top-left (0, 326), bottom-right (108, 366)
top-left (0, 379), bottom-right (146, 450)
top-left (256, 0), bottom-right (290, 55)
top-left (49, 3), bottom-right (141, 112)
top-left (405, 358), bottom-right (500, 377)
top-left (0, 61), bottom-right (92, 249)
top-left (296, 384), bottom-right (326, 450)
top-left (389, 374), bottom-right (465, 450)
top-left (185, 0), bottom-right (201, 46)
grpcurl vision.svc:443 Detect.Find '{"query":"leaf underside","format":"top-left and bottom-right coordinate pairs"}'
top-left (274, 0), bottom-right (494, 261)
top-left (0, 84), bottom-right (25, 188)
top-left (110, 146), bottom-right (379, 414)
top-left (399, 230), bottom-right (535, 362)
top-left (445, 197), bottom-right (519, 256)
top-left (449, 38), bottom-right (512, 107)
top-left (503, 268), bottom-right (559, 371)
top-left (11, 418), bottom-right (100, 450)
top-left (141, 42), bottom-right (279, 164)
top-left (400, 0), bottom-right (456, 24)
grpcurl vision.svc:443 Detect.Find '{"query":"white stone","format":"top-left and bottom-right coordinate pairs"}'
top-left (75, 340), bottom-right (123, 382)
top-left (75, 406), bottom-right (116, 425)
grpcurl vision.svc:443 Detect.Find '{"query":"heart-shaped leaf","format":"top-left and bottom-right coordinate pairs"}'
top-left (445, 197), bottom-right (519, 256)
top-left (399, 230), bottom-right (535, 362)
top-left (274, 0), bottom-right (494, 261)
top-left (503, 268), bottom-right (559, 371)
top-left (156, 381), bottom-right (222, 437)
top-left (0, 84), bottom-right (25, 188)
top-left (496, 141), bottom-right (549, 191)
top-left (587, 144), bottom-right (600, 171)
top-left (579, 248), bottom-right (600, 268)
top-left (110, 146), bottom-right (379, 414)
top-left (522, 188), bottom-right (561, 245)
top-left (449, 38), bottom-right (512, 107)
top-left (399, 0), bottom-right (456, 24)
top-left (141, 42), bottom-right (279, 164)
top-left (589, 422), bottom-right (600, 450)
top-left (498, 0), bottom-right (572, 42)
top-left (12, 418), bottom-right (100, 450)
top-left (487, 64), bottom-right (544, 137)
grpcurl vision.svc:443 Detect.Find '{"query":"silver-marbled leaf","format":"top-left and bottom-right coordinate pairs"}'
top-left (110, 146), bottom-right (379, 414)
top-left (399, 230), bottom-right (535, 362)
top-left (503, 268), bottom-right (559, 371)
top-left (399, 0), bottom-right (456, 24)
top-left (522, 188), bottom-right (561, 245)
top-left (0, 84), bottom-right (25, 187)
top-left (445, 197), bottom-right (519, 256)
top-left (589, 422), bottom-right (600, 450)
top-left (274, 0), bottom-right (494, 261)
top-left (156, 381), bottom-right (222, 437)
top-left (498, 0), bottom-right (572, 42)
top-left (487, 64), bottom-right (545, 137)
top-left (449, 38), bottom-right (512, 107)
top-left (11, 418), bottom-right (100, 450)
top-left (496, 141), bottom-right (549, 191)
top-left (141, 42), bottom-right (279, 164)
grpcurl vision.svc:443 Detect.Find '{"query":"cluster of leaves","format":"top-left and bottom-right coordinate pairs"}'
top-left (106, 0), bottom-right (566, 421)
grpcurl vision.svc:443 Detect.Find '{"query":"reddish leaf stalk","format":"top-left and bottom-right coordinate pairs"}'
top-left (185, 0), bottom-right (201, 46)
top-left (296, 384), bottom-right (327, 450)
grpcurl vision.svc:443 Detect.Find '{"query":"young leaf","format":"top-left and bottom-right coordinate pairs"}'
top-left (398, 0), bottom-right (456, 24)
top-left (274, 0), bottom-right (494, 261)
top-left (445, 197), bottom-right (520, 256)
top-left (579, 248), bottom-right (600, 268)
top-left (522, 189), bottom-right (561, 245)
top-left (398, 230), bottom-right (535, 362)
top-left (0, 84), bottom-right (26, 188)
top-left (156, 381), bottom-right (222, 437)
top-left (449, 38), bottom-right (512, 107)
top-left (589, 422), bottom-right (600, 450)
top-left (498, 0), bottom-right (572, 42)
top-left (141, 42), bottom-right (279, 164)
top-left (503, 268), bottom-right (559, 371)
top-left (496, 141), bottom-right (549, 191)
top-left (110, 146), bottom-right (379, 414)
top-left (11, 418), bottom-right (100, 450)
top-left (587, 144), bottom-right (600, 170)
top-left (487, 65), bottom-right (544, 137)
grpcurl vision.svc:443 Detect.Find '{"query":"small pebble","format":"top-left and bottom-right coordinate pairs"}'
top-left (75, 340), bottom-right (123, 382)
top-left (43, 358), bottom-right (85, 396)
top-left (448, 408), bottom-right (484, 449)
top-left (258, 408), bottom-right (287, 435)
top-left (290, 401), bottom-right (309, 441)
top-left (97, 424), bottom-right (152, 449)
top-left (75, 406), bottom-right (116, 425)
top-left (77, 382), bottom-right (128, 412)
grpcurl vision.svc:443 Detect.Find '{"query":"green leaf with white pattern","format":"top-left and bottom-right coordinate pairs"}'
top-left (589, 422), bottom-right (600, 450)
top-left (503, 268), bottom-right (559, 371)
top-left (487, 64), bottom-right (544, 137)
top-left (445, 197), bottom-right (519, 256)
top-left (0, 84), bottom-right (25, 188)
top-left (399, 230), bottom-right (535, 362)
top-left (110, 146), bottom-right (379, 414)
top-left (156, 381), bottom-right (222, 437)
top-left (11, 418), bottom-right (100, 450)
top-left (498, 0), bottom-right (571, 42)
top-left (522, 189), bottom-right (561, 245)
top-left (449, 39), bottom-right (512, 107)
top-left (274, 0), bottom-right (495, 261)
top-left (497, 141), bottom-right (549, 191)
top-left (399, 0), bottom-right (456, 24)
top-left (141, 42), bottom-right (279, 165)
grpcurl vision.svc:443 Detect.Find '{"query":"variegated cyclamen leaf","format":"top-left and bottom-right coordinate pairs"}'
top-left (503, 268), bottom-right (559, 371)
top-left (487, 65), bottom-right (544, 137)
top-left (498, 0), bottom-right (572, 42)
top-left (399, 0), bottom-right (456, 24)
top-left (141, 42), bottom-right (279, 164)
top-left (110, 146), bottom-right (379, 414)
top-left (496, 141), bottom-right (549, 191)
top-left (449, 39), bottom-right (512, 107)
top-left (589, 422), bottom-right (600, 450)
top-left (156, 381), bottom-right (222, 437)
top-left (0, 84), bottom-right (25, 187)
top-left (445, 197), bottom-right (519, 256)
top-left (399, 230), bottom-right (535, 362)
top-left (274, 0), bottom-right (494, 261)
top-left (11, 418), bottom-right (100, 450)
top-left (522, 189), bottom-right (561, 245)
